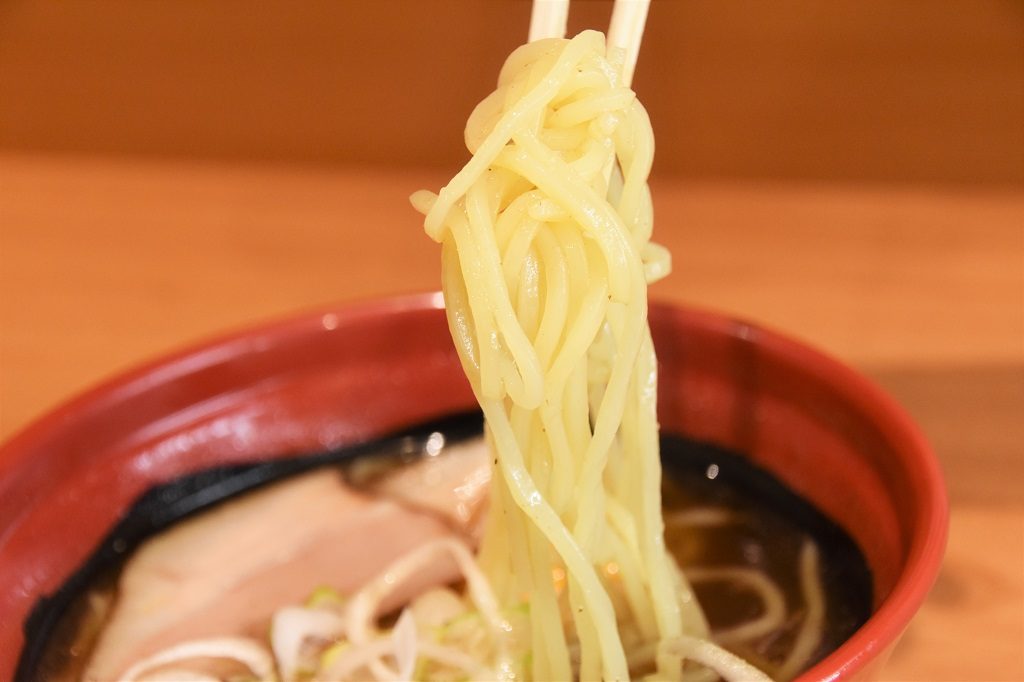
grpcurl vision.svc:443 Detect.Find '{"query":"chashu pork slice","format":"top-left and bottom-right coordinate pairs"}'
top-left (348, 436), bottom-right (492, 541)
top-left (83, 466), bottom-right (474, 681)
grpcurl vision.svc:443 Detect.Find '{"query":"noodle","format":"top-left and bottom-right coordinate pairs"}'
top-left (775, 541), bottom-right (826, 680)
top-left (118, 638), bottom-right (274, 682)
top-left (684, 568), bottom-right (787, 645)
top-left (661, 636), bottom-right (773, 682)
top-left (413, 30), bottom-right (698, 681)
top-left (106, 29), bottom-right (836, 682)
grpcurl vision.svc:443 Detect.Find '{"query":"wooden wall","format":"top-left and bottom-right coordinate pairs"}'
top-left (1, 0), bottom-right (1021, 185)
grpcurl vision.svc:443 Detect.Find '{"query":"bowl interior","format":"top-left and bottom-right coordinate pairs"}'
top-left (0, 296), bottom-right (947, 681)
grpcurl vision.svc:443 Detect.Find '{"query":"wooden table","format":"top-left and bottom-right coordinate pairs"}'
top-left (1, 153), bottom-right (1022, 680)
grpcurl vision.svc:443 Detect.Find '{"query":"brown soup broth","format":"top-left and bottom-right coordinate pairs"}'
top-left (19, 412), bottom-right (871, 681)
top-left (660, 437), bottom-right (872, 677)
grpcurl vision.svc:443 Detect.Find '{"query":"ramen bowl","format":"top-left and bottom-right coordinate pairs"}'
top-left (0, 294), bottom-right (947, 681)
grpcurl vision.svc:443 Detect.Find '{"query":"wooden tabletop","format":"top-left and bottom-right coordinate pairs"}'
top-left (1, 153), bottom-right (1022, 680)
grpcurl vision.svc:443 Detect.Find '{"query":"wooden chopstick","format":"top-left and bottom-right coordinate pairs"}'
top-left (606, 0), bottom-right (651, 87)
top-left (528, 0), bottom-right (650, 87)
top-left (528, 0), bottom-right (569, 42)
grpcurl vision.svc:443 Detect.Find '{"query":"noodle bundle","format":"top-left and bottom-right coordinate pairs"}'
top-left (107, 29), bottom-right (811, 682)
top-left (411, 30), bottom-right (705, 681)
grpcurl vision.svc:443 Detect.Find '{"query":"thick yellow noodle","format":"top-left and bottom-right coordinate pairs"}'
top-left (412, 30), bottom-right (706, 681)
top-left (114, 29), bottom-right (797, 682)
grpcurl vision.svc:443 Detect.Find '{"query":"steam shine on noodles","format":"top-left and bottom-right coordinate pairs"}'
top-left (411, 30), bottom-right (763, 682)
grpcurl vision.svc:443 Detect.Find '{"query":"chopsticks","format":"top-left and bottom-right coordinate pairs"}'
top-left (528, 0), bottom-right (569, 44)
top-left (606, 0), bottom-right (651, 87)
top-left (528, 0), bottom-right (651, 87)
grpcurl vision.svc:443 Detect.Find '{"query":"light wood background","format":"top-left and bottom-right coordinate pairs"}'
top-left (1, 1), bottom-right (1022, 679)
top-left (1, 0), bottom-right (1022, 185)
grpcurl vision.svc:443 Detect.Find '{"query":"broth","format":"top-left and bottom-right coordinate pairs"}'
top-left (660, 439), bottom-right (871, 678)
top-left (20, 413), bottom-right (870, 682)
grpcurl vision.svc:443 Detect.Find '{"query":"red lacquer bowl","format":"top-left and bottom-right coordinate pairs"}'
top-left (0, 295), bottom-right (947, 681)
